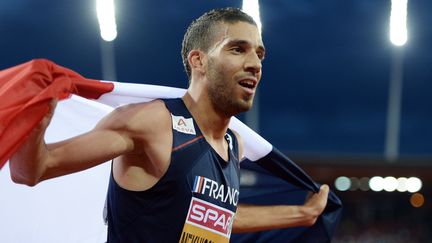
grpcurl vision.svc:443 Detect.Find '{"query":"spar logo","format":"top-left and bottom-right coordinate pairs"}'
top-left (192, 176), bottom-right (239, 206)
top-left (186, 197), bottom-right (235, 238)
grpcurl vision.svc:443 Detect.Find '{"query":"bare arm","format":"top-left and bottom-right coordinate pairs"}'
top-left (231, 131), bottom-right (329, 232)
top-left (9, 100), bottom-right (136, 186)
top-left (232, 185), bottom-right (329, 233)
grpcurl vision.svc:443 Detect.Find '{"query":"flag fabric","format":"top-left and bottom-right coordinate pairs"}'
top-left (0, 59), bottom-right (113, 169)
top-left (0, 59), bottom-right (342, 242)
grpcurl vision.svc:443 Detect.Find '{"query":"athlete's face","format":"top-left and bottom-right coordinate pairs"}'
top-left (205, 21), bottom-right (265, 117)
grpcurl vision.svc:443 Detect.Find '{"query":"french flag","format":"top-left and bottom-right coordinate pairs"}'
top-left (0, 59), bottom-right (342, 242)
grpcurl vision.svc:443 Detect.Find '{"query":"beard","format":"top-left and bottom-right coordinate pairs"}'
top-left (206, 58), bottom-right (254, 117)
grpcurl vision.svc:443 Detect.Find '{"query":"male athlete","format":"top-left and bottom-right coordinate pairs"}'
top-left (10, 8), bottom-right (329, 242)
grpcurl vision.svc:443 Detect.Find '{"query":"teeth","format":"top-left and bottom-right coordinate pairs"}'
top-left (240, 80), bottom-right (255, 88)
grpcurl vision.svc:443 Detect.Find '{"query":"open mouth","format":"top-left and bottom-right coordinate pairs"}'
top-left (239, 80), bottom-right (256, 89)
top-left (238, 79), bottom-right (257, 92)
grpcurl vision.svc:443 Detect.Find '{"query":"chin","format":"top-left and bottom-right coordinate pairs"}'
top-left (236, 100), bottom-right (254, 113)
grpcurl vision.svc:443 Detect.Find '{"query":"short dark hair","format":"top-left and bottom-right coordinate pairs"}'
top-left (181, 8), bottom-right (257, 79)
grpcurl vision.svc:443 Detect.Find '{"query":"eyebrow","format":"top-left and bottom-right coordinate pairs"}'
top-left (225, 39), bottom-right (266, 53)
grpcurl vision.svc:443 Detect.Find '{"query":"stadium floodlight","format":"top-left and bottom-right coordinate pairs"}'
top-left (334, 176), bottom-right (351, 191)
top-left (406, 177), bottom-right (422, 193)
top-left (369, 176), bottom-right (384, 192)
top-left (390, 0), bottom-right (408, 46)
top-left (96, 0), bottom-right (117, 42)
top-left (396, 177), bottom-right (408, 192)
top-left (242, 0), bottom-right (262, 33)
top-left (383, 176), bottom-right (398, 192)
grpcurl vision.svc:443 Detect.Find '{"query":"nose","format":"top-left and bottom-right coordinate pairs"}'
top-left (244, 52), bottom-right (262, 76)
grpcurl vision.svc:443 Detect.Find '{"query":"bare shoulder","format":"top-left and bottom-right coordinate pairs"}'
top-left (96, 99), bottom-right (170, 135)
top-left (110, 100), bottom-right (173, 191)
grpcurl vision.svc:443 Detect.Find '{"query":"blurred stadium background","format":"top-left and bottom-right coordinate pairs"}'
top-left (1, 0), bottom-right (431, 242)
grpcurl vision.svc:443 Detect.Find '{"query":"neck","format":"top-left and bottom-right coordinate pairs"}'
top-left (182, 89), bottom-right (231, 140)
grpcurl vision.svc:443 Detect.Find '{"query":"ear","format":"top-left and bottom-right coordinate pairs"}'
top-left (188, 50), bottom-right (206, 74)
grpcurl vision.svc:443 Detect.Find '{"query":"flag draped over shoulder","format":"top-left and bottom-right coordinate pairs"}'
top-left (0, 59), bottom-right (342, 243)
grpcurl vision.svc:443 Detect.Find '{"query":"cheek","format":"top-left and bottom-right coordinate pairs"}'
top-left (208, 55), bottom-right (242, 83)
top-left (222, 61), bottom-right (242, 81)
top-left (218, 54), bottom-right (242, 69)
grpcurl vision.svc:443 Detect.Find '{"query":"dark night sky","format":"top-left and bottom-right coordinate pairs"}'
top-left (1, 0), bottom-right (431, 157)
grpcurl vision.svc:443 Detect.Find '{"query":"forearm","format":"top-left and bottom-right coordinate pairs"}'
top-left (232, 204), bottom-right (318, 233)
top-left (9, 130), bottom-right (50, 186)
top-left (9, 102), bottom-right (140, 186)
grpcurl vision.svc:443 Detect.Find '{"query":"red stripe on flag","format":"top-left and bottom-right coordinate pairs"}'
top-left (0, 59), bottom-right (114, 169)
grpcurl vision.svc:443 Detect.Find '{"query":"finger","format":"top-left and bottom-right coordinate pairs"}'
top-left (39, 99), bottom-right (58, 130)
top-left (47, 98), bottom-right (58, 117)
top-left (319, 185), bottom-right (330, 206)
top-left (305, 184), bottom-right (326, 202)
top-left (320, 184), bottom-right (329, 194)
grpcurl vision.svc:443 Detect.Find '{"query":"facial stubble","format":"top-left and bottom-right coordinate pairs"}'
top-left (206, 57), bottom-right (254, 117)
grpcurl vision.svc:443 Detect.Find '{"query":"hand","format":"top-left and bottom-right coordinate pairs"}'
top-left (10, 98), bottom-right (57, 185)
top-left (233, 185), bottom-right (330, 231)
top-left (21, 98), bottom-right (57, 148)
top-left (37, 98), bottom-right (58, 133)
top-left (302, 184), bottom-right (329, 226)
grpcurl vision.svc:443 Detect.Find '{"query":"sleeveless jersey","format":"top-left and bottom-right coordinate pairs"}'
top-left (106, 98), bottom-right (241, 242)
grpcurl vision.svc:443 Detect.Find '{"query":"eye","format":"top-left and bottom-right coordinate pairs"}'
top-left (231, 46), bottom-right (245, 53)
top-left (257, 52), bottom-right (265, 61)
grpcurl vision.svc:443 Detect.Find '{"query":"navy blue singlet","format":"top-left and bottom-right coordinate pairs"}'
top-left (107, 98), bottom-right (240, 243)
